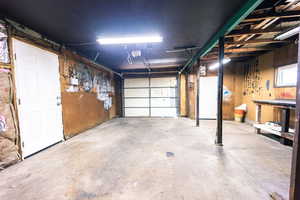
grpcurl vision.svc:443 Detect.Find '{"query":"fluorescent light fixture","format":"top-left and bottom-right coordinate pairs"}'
top-left (148, 58), bottom-right (186, 64)
top-left (275, 26), bottom-right (300, 40)
top-left (97, 35), bottom-right (163, 45)
top-left (209, 58), bottom-right (231, 70)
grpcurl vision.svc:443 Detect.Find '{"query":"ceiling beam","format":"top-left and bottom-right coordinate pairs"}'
top-left (243, 10), bottom-right (300, 22)
top-left (226, 28), bottom-right (282, 37)
top-left (180, 0), bottom-right (264, 73)
top-left (224, 39), bottom-right (289, 45)
top-left (201, 53), bottom-right (259, 61)
top-left (210, 47), bottom-right (273, 54)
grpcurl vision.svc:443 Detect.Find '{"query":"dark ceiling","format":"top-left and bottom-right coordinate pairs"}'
top-left (0, 0), bottom-right (252, 70)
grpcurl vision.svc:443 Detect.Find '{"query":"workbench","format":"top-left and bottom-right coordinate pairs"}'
top-left (253, 99), bottom-right (296, 145)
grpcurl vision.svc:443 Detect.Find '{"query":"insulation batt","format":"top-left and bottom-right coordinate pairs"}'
top-left (0, 71), bottom-right (19, 169)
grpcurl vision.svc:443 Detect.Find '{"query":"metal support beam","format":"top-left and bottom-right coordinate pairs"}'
top-left (178, 72), bottom-right (181, 117)
top-left (280, 109), bottom-right (290, 145)
top-left (196, 59), bottom-right (200, 127)
top-left (243, 10), bottom-right (300, 22)
top-left (121, 77), bottom-right (125, 117)
top-left (179, 0), bottom-right (263, 74)
top-left (224, 39), bottom-right (289, 46)
top-left (226, 28), bottom-right (282, 37)
top-left (216, 37), bottom-right (224, 146)
top-left (289, 33), bottom-right (300, 200)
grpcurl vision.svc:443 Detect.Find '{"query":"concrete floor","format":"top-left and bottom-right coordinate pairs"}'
top-left (0, 118), bottom-right (292, 200)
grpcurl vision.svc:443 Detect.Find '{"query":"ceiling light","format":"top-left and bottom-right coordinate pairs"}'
top-left (209, 58), bottom-right (231, 70)
top-left (148, 58), bottom-right (186, 64)
top-left (275, 26), bottom-right (300, 40)
top-left (131, 50), bottom-right (141, 57)
top-left (97, 35), bottom-right (163, 45)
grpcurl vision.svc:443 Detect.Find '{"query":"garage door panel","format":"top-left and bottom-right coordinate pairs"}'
top-left (124, 78), bottom-right (149, 88)
top-left (125, 98), bottom-right (149, 107)
top-left (151, 88), bottom-right (176, 97)
top-left (150, 77), bottom-right (177, 87)
top-left (124, 88), bottom-right (149, 98)
top-left (151, 98), bottom-right (177, 107)
top-left (151, 108), bottom-right (177, 117)
top-left (124, 77), bottom-right (178, 117)
top-left (125, 108), bottom-right (149, 117)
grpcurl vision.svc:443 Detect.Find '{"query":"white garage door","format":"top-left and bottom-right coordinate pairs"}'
top-left (124, 77), bottom-right (178, 117)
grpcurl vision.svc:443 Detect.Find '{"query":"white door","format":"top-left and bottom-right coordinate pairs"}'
top-left (199, 76), bottom-right (218, 119)
top-left (13, 38), bottom-right (64, 158)
top-left (123, 77), bottom-right (178, 117)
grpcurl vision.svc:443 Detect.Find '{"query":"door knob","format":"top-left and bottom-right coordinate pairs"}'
top-left (56, 96), bottom-right (61, 106)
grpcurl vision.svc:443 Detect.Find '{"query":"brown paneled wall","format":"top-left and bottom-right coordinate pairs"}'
top-left (236, 44), bottom-right (297, 124)
top-left (59, 52), bottom-right (119, 138)
top-left (179, 74), bottom-right (187, 117)
top-left (184, 64), bottom-right (238, 120)
top-left (184, 43), bottom-right (297, 123)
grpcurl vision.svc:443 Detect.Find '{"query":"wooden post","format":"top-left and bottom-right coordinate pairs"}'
top-left (216, 37), bottom-right (224, 146)
top-left (196, 59), bottom-right (200, 127)
top-left (289, 33), bottom-right (300, 200)
top-left (255, 104), bottom-right (262, 134)
top-left (121, 77), bottom-right (125, 117)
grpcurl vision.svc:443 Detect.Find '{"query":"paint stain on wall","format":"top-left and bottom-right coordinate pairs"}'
top-left (279, 92), bottom-right (294, 99)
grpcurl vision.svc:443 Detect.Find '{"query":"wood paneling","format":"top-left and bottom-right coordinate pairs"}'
top-left (237, 44), bottom-right (297, 124)
top-left (180, 74), bottom-right (187, 116)
top-left (62, 92), bottom-right (109, 138)
top-left (59, 54), bottom-right (118, 138)
top-left (186, 43), bottom-right (298, 123)
top-left (185, 65), bottom-right (237, 120)
top-left (187, 72), bottom-right (196, 119)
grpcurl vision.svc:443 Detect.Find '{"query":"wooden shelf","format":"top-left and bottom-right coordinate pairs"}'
top-left (254, 123), bottom-right (294, 141)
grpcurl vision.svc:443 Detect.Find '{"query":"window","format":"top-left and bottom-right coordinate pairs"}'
top-left (276, 63), bottom-right (298, 87)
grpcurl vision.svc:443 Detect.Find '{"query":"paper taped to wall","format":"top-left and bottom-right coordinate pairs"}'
top-left (66, 62), bottom-right (113, 110)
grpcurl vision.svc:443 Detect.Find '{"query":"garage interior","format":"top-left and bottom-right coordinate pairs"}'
top-left (1, 0), bottom-right (300, 199)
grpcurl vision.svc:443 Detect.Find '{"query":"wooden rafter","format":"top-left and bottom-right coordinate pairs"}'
top-left (210, 47), bottom-right (273, 54)
top-left (202, 53), bottom-right (259, 61)
top-left (226, 28), bottom-right (282, 37)
top-left (224, 39), bottom-right (289, 46)
top-left (243, 10), bottom-right (300, 22)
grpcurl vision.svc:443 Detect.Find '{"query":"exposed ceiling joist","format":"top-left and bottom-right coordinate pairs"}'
top-left (243, 10), bottom-right (300, 22)
top-left (180, 0), bottom-right (264, 73)
top-left (226, 28), bottom-right (282, 37)
top-left (211, 47), bottom-right (273, 54)
top-left (224, 39), bottom-right (289, 45)
top-left (202, 53), bottom-right (259, 61)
